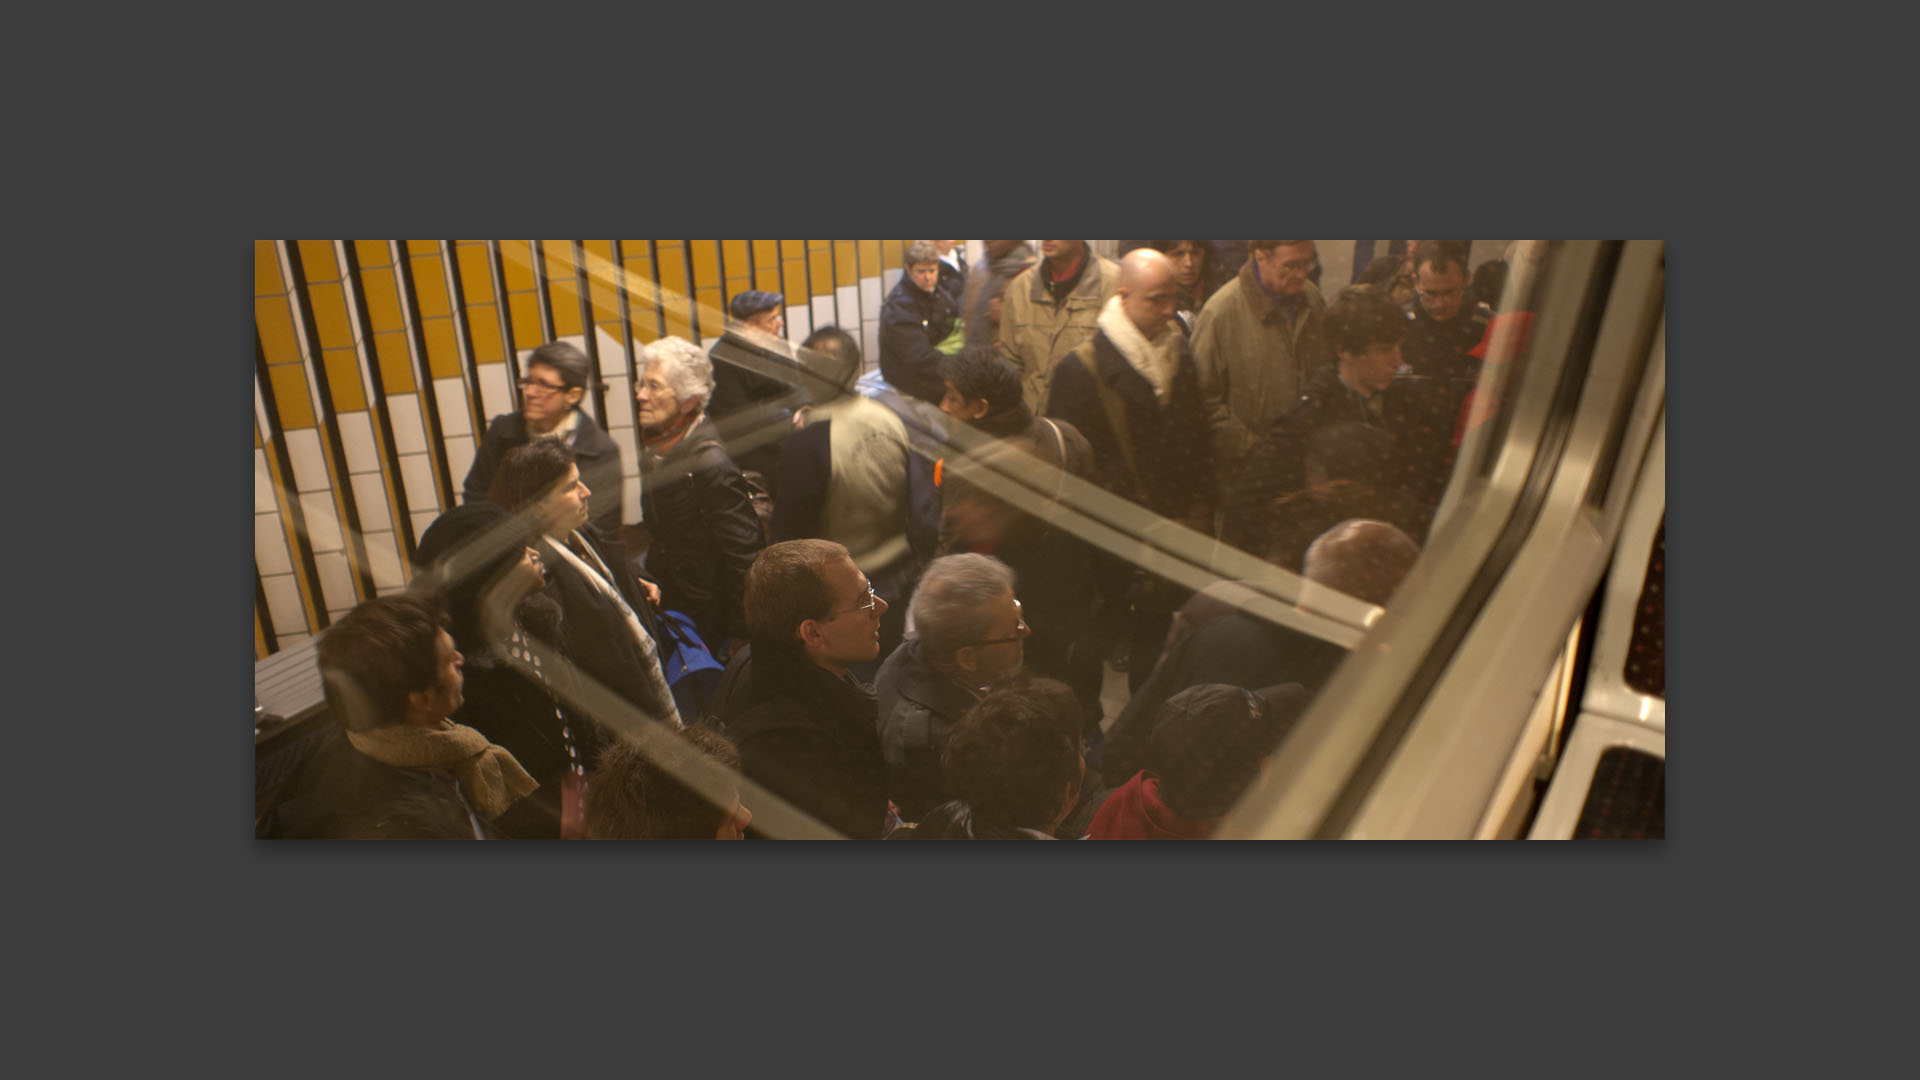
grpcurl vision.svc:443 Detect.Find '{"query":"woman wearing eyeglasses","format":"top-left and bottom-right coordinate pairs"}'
top-left (463, 341), bottom-right (625, 541)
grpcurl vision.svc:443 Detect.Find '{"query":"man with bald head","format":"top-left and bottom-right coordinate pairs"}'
top-left (1044, 247), bottom-right (1216, 690)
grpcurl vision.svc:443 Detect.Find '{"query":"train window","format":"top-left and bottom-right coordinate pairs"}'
top-left (257, 239), bottom-right (1659, 840)
top-left (1624, 517), bottom-right (1665, 698)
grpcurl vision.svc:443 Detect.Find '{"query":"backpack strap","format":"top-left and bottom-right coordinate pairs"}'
top-left (1080, 345), bottom-right (1140, 493)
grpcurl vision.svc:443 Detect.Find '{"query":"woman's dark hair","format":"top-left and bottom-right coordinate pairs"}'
top-left (486, 439), bottom-right (577, 513)
top-left (412, 502), bottom-right (547, 655)
top-left (938, 677), bottom-right (1083, 832)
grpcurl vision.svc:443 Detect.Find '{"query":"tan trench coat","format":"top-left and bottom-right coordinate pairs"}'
top-left (997, 252), bottom-right (1121, 411)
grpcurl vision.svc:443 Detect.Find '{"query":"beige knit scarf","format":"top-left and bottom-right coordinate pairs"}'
top-left (347, 720), bottom-right (539, 820)
top-left (1096, 295), bottom-right (1184, 403)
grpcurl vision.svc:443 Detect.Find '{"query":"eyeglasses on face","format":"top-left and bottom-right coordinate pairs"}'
top-left (973, 601), bottom-right (1029, 646)
top-left (824, 580), bottom-right (879, 620)
top-left (518, 377), bottom-right (570, 396)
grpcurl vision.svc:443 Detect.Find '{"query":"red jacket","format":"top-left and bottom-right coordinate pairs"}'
top-left (1086, 771), bottom-right (1217, 840)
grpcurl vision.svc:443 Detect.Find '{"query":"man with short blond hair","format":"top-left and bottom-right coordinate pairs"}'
top-left (713, 539), bottom-right (894, 837)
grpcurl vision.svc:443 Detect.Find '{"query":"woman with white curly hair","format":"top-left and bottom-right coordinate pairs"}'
top-left (635, 336), bottom-right (766, 662)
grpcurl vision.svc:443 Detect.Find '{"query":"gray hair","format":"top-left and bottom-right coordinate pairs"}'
top-left (909, 554), bottom-right (1017, 663)
top-left (904, 240), bottom-right (940, 269)
top-left (1303, 519), bottom-right (1421, 606)
top-left (638, 336), bottom-right (715, 410)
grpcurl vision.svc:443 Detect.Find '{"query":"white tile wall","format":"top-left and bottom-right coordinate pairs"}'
top-left (410, 510), bottom-right (440, 544)
top-left (247, 488), bottom-right (318, 609)
top-left (255, 449), bottom-right (278, 513)
top-left (609, 427), bottom-right (638, 479)
top-left (861, 320), bottom-right (881, 375)
top-left (299, 491), bottom-right (344, 553)
top-left (477, 362), bottom-right (512, 421)
top-left (364, 530), bottom-right (407, 590)
top-left (255, 513), bottom-right (293, 576)
top-left (314, 551), bottom-right (358, 612)
top-left (337, 411), bottom-right (378, 474)
top-left (434, 376), bottom-right (472, 437)
top-left (443, 435), bottom-right (475, 495)
top-left (262, 574), bottom-right (306, 637)
top-left (276, 632), bottom-right (311, 648)
top-left (285, 427), bottom-right (329, 492)
top-left (593, 325), bottom-right (628, 378)
top-left (859, 276), bottom-right (881, 316)
top-left (350, 472), bottom-right (392, 532)
top-left (624, 476), bottom-right (642, 522)
top-left (398, 453), bottom-right (440, 512)
top-left (811, 294), bottom-right (836, 334)
top-left (387, 395), bottom-right (427, 455)
top-left (785, 304), bottom-right (811, 343)
top-left (836, 285), bottom-right (859, 330)
top-left (881, 267), bottom-right (903, 294)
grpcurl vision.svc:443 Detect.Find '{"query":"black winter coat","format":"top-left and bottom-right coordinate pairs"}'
top-left (465, 411), bottom-right (624, 540)
top-left (262, 728), bottom-right (499, 839)
top-left (714, 641), bottom-right (890, 839)
top-left (1226, 364), bottom-right (1456, 538)
top-left (534, 525), bottom-right (678, 726)
top-left (1098, 612), bottom-right (1346, 787)
top-left (879, 275), bottom-right (960, 407)
top-left (640, 418), bottom-right (765, 648)
top-left (1042, 330), bottom-right (1215, 525)
top-left (1401, 300), bottom-right (1491, 420)
top-left (452, 651), bottom-right (615, 838)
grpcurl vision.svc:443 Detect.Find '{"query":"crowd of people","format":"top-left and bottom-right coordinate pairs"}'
top-left (259, 239), bottom-right (1542, 840)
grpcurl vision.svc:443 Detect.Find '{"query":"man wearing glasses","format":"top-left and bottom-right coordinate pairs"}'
top-left (1400, 240), bottom-right (1492, 416)
top-left (713, 540), bottom-right (894, 838)
top-left (1190, 240), bottom-right (1334, 504)
top-left (874, 554), bottom-right (1032, 822)
top-left (463, 341), bottom-right (624, 540)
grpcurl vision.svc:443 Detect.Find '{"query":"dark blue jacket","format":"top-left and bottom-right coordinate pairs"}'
top-left (879, 274), bottom-right (960, 407)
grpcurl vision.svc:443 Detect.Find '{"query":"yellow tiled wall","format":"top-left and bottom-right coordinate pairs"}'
top-left (253, 239), bottom-right (921, 657)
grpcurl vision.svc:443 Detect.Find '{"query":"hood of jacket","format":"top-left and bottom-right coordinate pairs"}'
top-left (1086, 771), bottom-right (1217, 840)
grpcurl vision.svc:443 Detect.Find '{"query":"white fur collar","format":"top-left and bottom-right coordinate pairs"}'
top-left (1097, 294), bottom-right (1183, 403)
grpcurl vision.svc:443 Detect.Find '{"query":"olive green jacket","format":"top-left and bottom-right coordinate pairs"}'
top-left (1189, 260), bottom-right (1331, 489)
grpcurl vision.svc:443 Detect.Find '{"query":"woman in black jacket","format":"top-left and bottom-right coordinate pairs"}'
top-left (413, 501), bottom-right (615, 838)
top-left (636, 336), bottom-right (767, 661)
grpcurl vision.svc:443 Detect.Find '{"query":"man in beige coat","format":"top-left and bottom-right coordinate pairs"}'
top-left (1189, 240), bottom-right (1332, 503)
top-left (997, 239), bottom-right (1121, 412)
